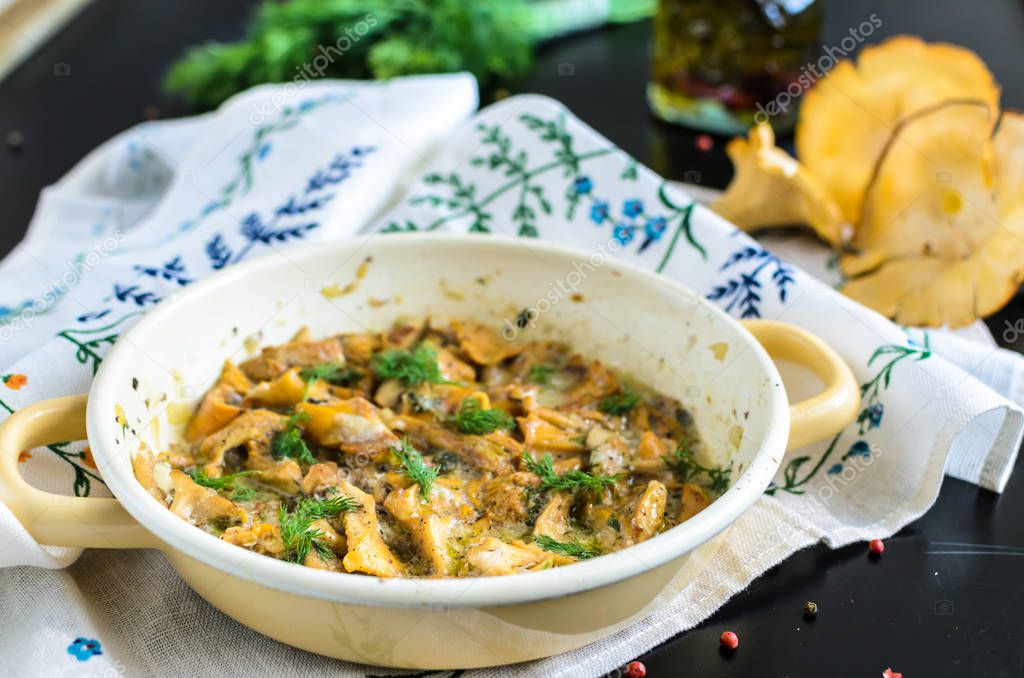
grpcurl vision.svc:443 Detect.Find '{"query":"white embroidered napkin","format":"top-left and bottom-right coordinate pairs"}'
top-left (0, 82), bottom-right (1021, 677)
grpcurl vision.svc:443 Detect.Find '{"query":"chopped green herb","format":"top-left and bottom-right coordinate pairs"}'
top-left (528, 364), bottom-right (555, 385)
top-left (188, 468), bottom-right (257, 491)
top-left (521, 451), bottom-right (619, 493)
top-left (534, 534), bottom-right (602, 559)
top-left (299, 362), bottom-right (362, 387)
top-left (391, 436), bottom-right (438, 499)
top-left (301, 493), bottom-right (359, 518)
top-left (279, 494), bottom-right (358, 564)
top-left (598, 387), bottom-right (641, 416)
top-left (272, 411), bottom-right (315, 465)
top-left (663, 442), bottom-right (732, 494)
top-left (451, 397), bottom-right (515, 435)
top-left (372, 343), bottom-right (447, 387)
top-left (229, 486), bottom-right (257, 502)
top-left (298, 362), bottom-right (360, 400)
top-left (608, 515), bottom-right (621, 532)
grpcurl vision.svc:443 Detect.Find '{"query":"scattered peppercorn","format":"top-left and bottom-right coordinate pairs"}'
top-left (696, 134), bottom-right (713, 152)
top-left (803, 600), bottom-right (818, 617)
top-left (625, 660), bottom-right (646, 678)
top-left (869, 538), bottom-right (885, 555)
top-left (882, 668), bottom-right (902, 678)
top-left (143, 105), bottom-right (160, 120)
top-left (719, 630), bottom-right (739, 650)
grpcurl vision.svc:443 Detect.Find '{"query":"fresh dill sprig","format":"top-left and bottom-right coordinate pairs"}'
top-left (271, 411), bottom-right (315, 465)
top-left (534, 534), bottom-right (602, 560)
top-left (299, 362), bottom-right (363, 387)
top-left (188, 468), bottom-right (257, 492)
top-left (279, 494), bottom-right (359, 564)
top-left (189, 468), bottom-right (260, 502)
top-left (663, 442), bottom-right (732, 495)
top-left (371, 343), bottom-right (447, 387)
top-left (528, 364), bottom-right (554, 385)
top-left (451, 398), bottom-right (515, 435)
top-left (390, 436), bottom-right (438, 499)
top-left (598, 387), bottom-right (641, 416)
top-left (299, 362), bottom-right (362, 401)
top-left (229, 486), bottom-right (257, 502)
top-left (521, 451), bottom-right (619, 493)
top-left (300, 493), bottom-right (359, 518)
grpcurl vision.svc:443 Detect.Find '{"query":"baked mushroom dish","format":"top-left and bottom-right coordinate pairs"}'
top-left (133, 319), bottom-right (732, 578)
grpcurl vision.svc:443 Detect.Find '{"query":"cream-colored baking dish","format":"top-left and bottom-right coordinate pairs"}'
top-left (0, 234), bottom-right (858, 668)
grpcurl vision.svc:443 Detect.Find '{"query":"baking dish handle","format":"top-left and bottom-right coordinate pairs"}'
top-left (741, 320), bottom-right (860, 450)
top-left (0, 394), bottom-right (158, 549)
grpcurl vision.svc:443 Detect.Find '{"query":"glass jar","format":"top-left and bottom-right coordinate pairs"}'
top-left (648, 0), bottom-right (822, 135)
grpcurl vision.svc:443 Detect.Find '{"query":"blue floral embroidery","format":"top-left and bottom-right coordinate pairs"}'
top-left (110, 284), bottom-right (161, 307)
top-left (205, 146), bottom-right (375, 270)
top-left (843, 440), bottom-right (872, 460)
top-left (134, 256), bottom-right (191, 286)
top-left (863, 403), bottom-right (883, 430)
top-left (67, 637), bottom-right (102, 661)
top-left (645, 216), bottom-right (667, 240)
top-left (768, 334), bottom-right (931, 495)
top-left (613, 223), bottom-right (634, 245)
top-left (387, 112), bottom-right (703, 261)
top-left (707, 245), bottom-right (795, 318)
top-left (623, 198), bottom-right (644, 217)
top-left (122, 93), bottom-right (347, 253)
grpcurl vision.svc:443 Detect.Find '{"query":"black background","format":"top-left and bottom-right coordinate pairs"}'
top-left (1, 1), bottom-right (1023, 676)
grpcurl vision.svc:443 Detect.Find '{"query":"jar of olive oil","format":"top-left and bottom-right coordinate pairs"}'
top-left (648, 0), bottom-right (822, 135)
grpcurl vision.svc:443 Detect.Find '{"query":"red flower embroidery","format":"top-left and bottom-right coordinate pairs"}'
top-left (81, 447), bottom-right (97, 469)
top-left (17, 450), bottom-right (31, 463)
top-left (3, 373), bottom-right (27, 390)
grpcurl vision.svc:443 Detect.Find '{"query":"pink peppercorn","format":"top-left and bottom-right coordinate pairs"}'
top-left (696, 134), bottom-right (713, 152)
top-left (625, 660), bottom-right (646, 678)
top-left (720, 630), bottom-right (739, 650)
top-left (869, 539), bottom-right (885, 555)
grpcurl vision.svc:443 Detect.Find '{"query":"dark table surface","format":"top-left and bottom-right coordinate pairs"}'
top-left (2, 1), bottom-right (1023, 676)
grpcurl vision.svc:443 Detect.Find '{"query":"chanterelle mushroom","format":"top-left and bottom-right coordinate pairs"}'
top-left (796, 35), bottom-right (1000, 225)
top-left (711, 123), bottom-right (848, 246)
top-left (840, 111), bottom-right (1024, 328)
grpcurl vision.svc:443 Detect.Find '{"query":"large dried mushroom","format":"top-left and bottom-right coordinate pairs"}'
top-left (712, 35), bottom-right (1021, 328)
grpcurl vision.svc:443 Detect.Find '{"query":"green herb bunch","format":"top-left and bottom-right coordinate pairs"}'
top-left (521, 451), bottom-right (619, 493)
top-left (280, 494), bottom-right (359, 563)
top-left (451, 397), bottom-right (515, 435)
top-left (391, 436), bottom-right (438, 498)
top-left (164, 0), bottom-right (534, 109)
top-left (272, 411), bottom-right (316, 465)
top-left (534, 534), bottom-right (601, 559)
top-left (663, 442), bottom-right (732, 495)
top-left (189, 468), bottom-right (259, 502)
top-left (598, 387), bottom-right (641, 416)
top-left (372, 343), bottom-right (448, 387)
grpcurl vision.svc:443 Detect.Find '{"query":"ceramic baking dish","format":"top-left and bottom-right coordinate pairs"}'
top-left (0, 234), bottom-right (858, 668)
